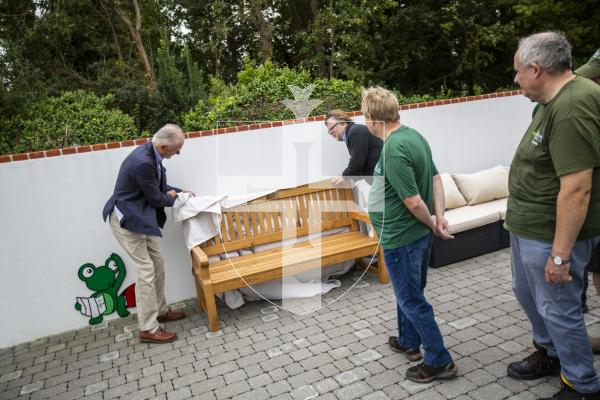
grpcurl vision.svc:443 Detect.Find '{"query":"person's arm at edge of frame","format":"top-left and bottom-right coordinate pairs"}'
top-left (546, 168), bottom-right (593, 284)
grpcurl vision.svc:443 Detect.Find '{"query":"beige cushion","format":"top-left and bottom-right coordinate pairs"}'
top-left (452, 165), bottom-right (509, 205)
top-left (444, 205), bottom-right (501, 234)
top-left (440, 173), bottom-right (467, 210)
top-left (470, 198), bottom-right (507, 220)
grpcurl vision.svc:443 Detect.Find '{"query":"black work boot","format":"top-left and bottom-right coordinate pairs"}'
top-left (507, 342), bottom-right (560, 380)
top-left (539, 379), bottom-right (600, 399)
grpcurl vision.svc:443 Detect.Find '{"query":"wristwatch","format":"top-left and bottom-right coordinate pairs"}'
top-left (550, 255), bottom-right (571, 266)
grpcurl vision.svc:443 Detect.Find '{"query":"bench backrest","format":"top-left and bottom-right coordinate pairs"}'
top-left (200, 181), bottom-right (358, 256)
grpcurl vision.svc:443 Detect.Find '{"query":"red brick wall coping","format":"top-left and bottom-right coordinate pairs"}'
top-left (0, 90), bottom-right (521, 164)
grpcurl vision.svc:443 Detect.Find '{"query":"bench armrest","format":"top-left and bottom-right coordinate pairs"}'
top-left (349, 211), bottom-right (372, 225)
top-left (191, 246), bottom-right (209, 272)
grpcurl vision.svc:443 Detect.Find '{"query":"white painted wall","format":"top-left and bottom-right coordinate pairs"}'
top-left (0, 94), bottom-right (534, 348)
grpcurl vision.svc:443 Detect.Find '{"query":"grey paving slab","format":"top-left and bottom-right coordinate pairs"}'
top-left (4, 248), bottom-right (600, 400)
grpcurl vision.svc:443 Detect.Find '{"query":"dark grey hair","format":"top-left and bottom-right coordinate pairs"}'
top-left (152, 124), bottom-right (184, 147)
top-left (518, 31), bottom-right (572, 73)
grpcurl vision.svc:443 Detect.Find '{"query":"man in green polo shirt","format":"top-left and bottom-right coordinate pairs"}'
top-left (505, 32), bottom-right (600, 400)
top-left (364, 86), bottom-right (456, 383)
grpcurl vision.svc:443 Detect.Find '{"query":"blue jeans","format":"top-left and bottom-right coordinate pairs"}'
top-left (510, 232), bottom-right (600, 394)
top-left (383, 233), bottom-right (453, 367)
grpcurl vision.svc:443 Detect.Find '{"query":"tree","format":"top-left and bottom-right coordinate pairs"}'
top-left (250, 0), bottom-right (274, 62)
top-left (112, 0), bottom-right (157, 90)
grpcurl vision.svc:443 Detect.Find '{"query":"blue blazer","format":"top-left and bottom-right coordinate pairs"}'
top-left (103, 141), bottom-right (181, 236)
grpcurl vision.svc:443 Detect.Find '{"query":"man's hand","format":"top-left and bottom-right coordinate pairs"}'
top-left (434, 217), bottom-right (454, 240)
top-left (167, 190), bottom-right (177, 199)
top-left (330, 176), bottom-right (345, 185)
top-left (545, 258), bottom-right (572, 284)
top-left (182, 189), bottom-right (196, 197)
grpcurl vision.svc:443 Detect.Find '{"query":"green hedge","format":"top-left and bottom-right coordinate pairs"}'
top-left (1, 90), bottom-right (137, 154)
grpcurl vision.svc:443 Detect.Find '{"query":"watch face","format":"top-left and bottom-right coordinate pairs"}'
top-left (553, 256), bottom-right (562, 265)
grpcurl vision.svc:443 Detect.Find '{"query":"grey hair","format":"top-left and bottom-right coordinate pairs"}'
top-left (518, 31), bottom-right (572, 73)
top-left (152, 124), bottom-right (184, 147)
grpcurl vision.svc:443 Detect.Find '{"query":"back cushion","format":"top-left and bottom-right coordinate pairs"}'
top-left (452, 165), bottom-right (509, 205)
top-left (440, 173), bottom-right (467, 209)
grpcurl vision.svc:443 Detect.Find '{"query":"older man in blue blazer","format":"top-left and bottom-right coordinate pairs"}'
top-left (103, 123), bottom-right (191, 343)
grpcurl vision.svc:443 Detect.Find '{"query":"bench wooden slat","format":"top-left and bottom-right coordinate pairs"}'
top-left (241, 208), bottom-right (251, 239)
top-left (209, 231), bottom-right (365, 270)
top-left (284, 197), bottom-right (296, 231)
top-left (211, 244), bottom-right (374, 281)
top-left (317, 190), bottom-right (329, 222)
top-left (225, 211), bottom-right (235, 241)
top-left (331, 188), bottom-right (341, 222)
top-left (272, 199), bottom-right (282, 231)
top-left (263, 203), bottom-right (274, 234)
top-left (306, 193), bottom-right (321, 225)
top-left (201, 220), bottom-right (356, 256)
top-left (249, 204), bottom-right (260, 237)
top-left (233, 211), bottom-right (243, 241)
top-left (213, 244), bottom-right (378, 292)
top-left (297, 194), bottom-right (307, 227)
top-left (256, 203), bottom-right (266, 235)
top-left (220, 214), bottom-right (227, 242)
top-left (209, 232), bottom-right (378, 292)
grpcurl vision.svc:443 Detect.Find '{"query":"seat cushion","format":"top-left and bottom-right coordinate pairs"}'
top-left (444, 205), bottom-right (501, 234)
top-left (440, 173), bottom-right (467, 210)
top-left (468, 198), bottom-right (507, 220)
top-left (452, 165), bottom-right (509, 205)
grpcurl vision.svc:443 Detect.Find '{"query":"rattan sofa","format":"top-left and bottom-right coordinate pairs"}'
top-left (430, 165), bottom-right (510, 268)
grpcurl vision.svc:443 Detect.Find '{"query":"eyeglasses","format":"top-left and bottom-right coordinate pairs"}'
top-left (326, 122), bottom-right (340, 133)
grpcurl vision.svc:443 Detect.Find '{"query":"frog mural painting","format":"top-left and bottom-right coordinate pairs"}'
top-left (74, 253), bottom-right (136, 325)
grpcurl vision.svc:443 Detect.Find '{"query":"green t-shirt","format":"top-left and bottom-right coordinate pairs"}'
top-left (368, 125), bottom-right (438, 249)
top-left (505, 76), bottom-right (600, 241)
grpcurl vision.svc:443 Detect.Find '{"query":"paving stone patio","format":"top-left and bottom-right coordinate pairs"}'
top-left (2, 248), bottom-right (600, 400)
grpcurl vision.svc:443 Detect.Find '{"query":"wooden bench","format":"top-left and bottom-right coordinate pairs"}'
top-left (190, 181), bottom-right (389, 331)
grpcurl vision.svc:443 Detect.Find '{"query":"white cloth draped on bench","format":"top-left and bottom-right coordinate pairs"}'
top-left (173, 191), bottom-right (275, 251)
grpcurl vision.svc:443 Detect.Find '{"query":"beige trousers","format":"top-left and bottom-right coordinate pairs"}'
top-left (109, 212), bottom-right (168, 331)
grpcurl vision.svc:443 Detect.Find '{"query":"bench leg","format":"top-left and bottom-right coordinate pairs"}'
top-left (377, 249), bottom-right (390, 284)
top-left (203, 284), bottom-right (220, 332)
top-left (194, 278), bottom-right (207, 313)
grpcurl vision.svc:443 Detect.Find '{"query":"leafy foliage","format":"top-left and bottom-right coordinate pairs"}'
top-left (11, 91), bottom-right (136, 153)
top-left (183, 61), bottom-right (449, 131)
top-left (183, 61), bottom-right (362, 130)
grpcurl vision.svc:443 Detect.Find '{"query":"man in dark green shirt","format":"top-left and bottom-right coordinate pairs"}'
top-left (364, 86), bottom-right (456, 383)
top-left (505, 32), bottom-right (600, 400)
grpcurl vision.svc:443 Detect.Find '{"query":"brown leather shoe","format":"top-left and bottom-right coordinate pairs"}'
top-left (157, 309), bottom-right (186, 323)
top-left (139, 327), bottom-right (176, 343)
top-left (591, 337), bottom-right (600, 355)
